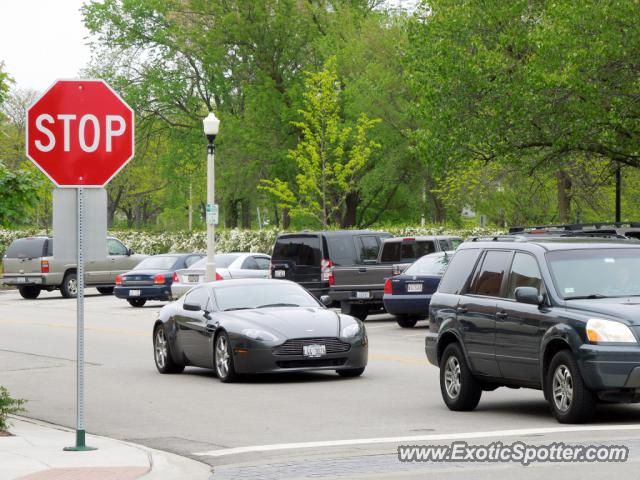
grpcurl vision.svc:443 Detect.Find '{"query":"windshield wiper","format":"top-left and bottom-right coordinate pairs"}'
top-left (564, 294), bottom-right (609, 300)
top-left (256, 303), bottom-right (300, 308)
top-left (223, 307), bottom-right (252, 311)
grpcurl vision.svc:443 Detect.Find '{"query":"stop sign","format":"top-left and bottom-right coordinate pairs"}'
top-left (26, 79), bottom-right (134, 187)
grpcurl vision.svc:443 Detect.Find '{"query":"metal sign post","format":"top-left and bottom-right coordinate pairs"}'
top-left (64, 186), bottom-right (95, 452)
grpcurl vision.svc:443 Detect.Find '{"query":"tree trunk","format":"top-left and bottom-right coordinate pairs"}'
top-left (557, 170), bottom-right (572, 223)
top-left (341, 191), bottom-right (359, 227)
top-left (282, 208), bottom-right (291, 230)
top-left (225, 199), bottom-right (239, 228)
top-left (241, 198), bottom-right (252, 228)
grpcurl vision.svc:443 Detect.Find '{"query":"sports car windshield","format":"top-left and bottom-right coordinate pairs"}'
top-left (547, 248), bottom-right (640, 299)
top-left (404, 253), bottom-right (451, 276)
top-left (214, 283), bottom-right (321, 311)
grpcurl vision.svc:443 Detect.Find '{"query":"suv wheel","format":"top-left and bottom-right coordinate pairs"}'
top-left (19, 286), bottom-right (41, 299)
top-left (396, 315), bottom-right (419, 328)
top-left (547, 350), bottom-right (596, 423)
top-left (440, 343), bottom-right (482, 411)
top-left (60, 272), bottom-right (77, 298)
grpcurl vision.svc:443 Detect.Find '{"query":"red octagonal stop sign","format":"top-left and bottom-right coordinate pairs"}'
top-left (26, 79), bottom-right (134, 187)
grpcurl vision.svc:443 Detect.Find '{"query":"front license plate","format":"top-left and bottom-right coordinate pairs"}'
top-left (356, 291), bottom-right (371, 299)
top-left (407, 283), bottom-right (422, 293)
top-left (188, 275), bottom-right (200, 283)
top-left (129, 290), bottom-right (141, 297)
top-left (303, 344), bottom-right (326, 358)
top-left (274, 269), bottom-right (286, 278)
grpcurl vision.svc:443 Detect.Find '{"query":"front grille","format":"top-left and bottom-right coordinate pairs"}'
top-left (276, 358), bottom-right (347, 368)
top-left (273, 337), bottom-right (351, 356)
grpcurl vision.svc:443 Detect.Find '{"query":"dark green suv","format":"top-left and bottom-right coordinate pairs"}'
top-left (426, 236), bottom-right (640, 423)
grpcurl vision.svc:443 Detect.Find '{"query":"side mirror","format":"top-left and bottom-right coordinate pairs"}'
top-left (319, 295), bottom-right (332, 307)
top-left (515, 286), bottom-right (543, 306)
top-left (127, 248), bottom-right (134, 256)
top-left (183, 302), bottom-right (201, 312)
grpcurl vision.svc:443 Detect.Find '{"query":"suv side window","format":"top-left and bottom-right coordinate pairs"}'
top-left (438, 249), bottom-right (481, 295)
top-left (107, 238), bottom-right (128, 256)
top-left (358, 236), bottom-right (380, 263)
top-left (326, 236), bottom-right (358, 266)
top-left (507, 252), bottom-right (543, 299)
top-left (469, 250), bottom-right (512, 297)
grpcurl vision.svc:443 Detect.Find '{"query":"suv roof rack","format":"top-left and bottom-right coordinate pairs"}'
top-left (469, 235), bottom-right (528, 242)
top-left (509, 222), bottom-right (640, 234)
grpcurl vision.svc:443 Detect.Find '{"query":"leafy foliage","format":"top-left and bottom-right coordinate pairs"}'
top-left (0, 386), bottom-right (26, 431)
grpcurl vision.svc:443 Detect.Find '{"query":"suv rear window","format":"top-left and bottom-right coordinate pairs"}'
top-left (380, 240), bottom-right (436, 263)
top-left (4, 238), bottom-right (47, 259)
top-left (437, 249), bottom-right (481, 294)
top-left (272, 236), bottom-right (322, 266)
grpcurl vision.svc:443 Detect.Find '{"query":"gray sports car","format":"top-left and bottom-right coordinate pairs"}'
top-left (153, 279), bottom-right (368, 382)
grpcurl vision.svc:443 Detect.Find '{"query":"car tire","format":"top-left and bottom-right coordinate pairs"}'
top-left (341, 302), bottom-right (368, 321)
top-left (97, 287), bottom-right (114, 295)
top-left (214, 332), bottom-right (238, 383)
top-left (396, 315), bottom-right (419, 328)
top-left (153, 325), bottom-right (185, 374)
top-left (547, 350), bottom-right (596, 423)
top-left (18, 286), bottom-right (41, 299)
top-left (440, 343), bottom-right (482, 411)
top-left (60, 272), bottom-right (77, 298)
top-left (337, 367), bottom-right (365, 377)
top-left (127, 298), bottom-right (147, 308)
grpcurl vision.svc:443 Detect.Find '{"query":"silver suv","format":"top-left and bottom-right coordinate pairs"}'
top-left (1, 236), bottom-right (146, 299)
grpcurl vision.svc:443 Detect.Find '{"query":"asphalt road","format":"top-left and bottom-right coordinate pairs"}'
top-left (1, 288), bottom-right (640, 479)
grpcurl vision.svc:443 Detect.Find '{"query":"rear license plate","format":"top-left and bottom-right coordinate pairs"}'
top-left (303, 344), bottom-right (326, 358)
top-left (129, 290), bottom-right (141, 297)
top-left (274, 269), bottom-right (286, 278)
top-left (188, 275), bottom-right (200, 283)
top-left (407, 283), bottom-right (422, 293)
top-left (356, 291), bottom-right (371, 299)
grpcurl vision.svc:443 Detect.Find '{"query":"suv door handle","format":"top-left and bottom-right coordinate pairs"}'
top-left (456, 307), bottom-right (467, 314)
top-left (496, 311), bottom-right (508, 319)
top-left (358, 267), bottom-right (367, 273)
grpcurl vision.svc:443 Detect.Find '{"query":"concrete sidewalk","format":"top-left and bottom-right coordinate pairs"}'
top-left (0, 416), bottom-right (212, 480)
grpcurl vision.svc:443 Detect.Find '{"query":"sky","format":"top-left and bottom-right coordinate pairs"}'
top-left (0, 0), bottom-right (92, 93)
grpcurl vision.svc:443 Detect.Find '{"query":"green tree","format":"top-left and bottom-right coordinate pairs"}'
top-left (261, 58), bottom-right (380, 227)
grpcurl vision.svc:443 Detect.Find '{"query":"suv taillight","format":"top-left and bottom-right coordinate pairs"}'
top-left (40, 260), bottom-right (49, 273)
top-left (215, 272), bottom-right (223, 281)
top-left (321, 259), bottom-right (333, 284)
top-left (115, 274), bottom-right (122, 285)
top-left (384, 278), bottom-right (392, 295)
top-left (154, 274), bottom-right (166, 284)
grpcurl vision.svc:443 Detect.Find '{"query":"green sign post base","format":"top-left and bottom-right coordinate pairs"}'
top-left (63, 430), bottom-right (97, 452)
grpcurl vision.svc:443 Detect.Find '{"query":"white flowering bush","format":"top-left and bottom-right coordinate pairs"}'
top-left (0, 226), bottom-right (503, 257)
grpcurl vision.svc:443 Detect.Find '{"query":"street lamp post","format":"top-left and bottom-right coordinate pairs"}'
top-left (203, 112), bottom-right (220, 282)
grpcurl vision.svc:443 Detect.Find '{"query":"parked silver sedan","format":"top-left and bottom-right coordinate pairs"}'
top-left (171, 253), bottom-right (271, 298)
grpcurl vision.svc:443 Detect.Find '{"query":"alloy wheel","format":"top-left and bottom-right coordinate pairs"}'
top-left (68, 278), bottom-right (78, 295)
top-left (216, 335), bottom-right (230, 378)
top-left (155, 328), bottom-right (167, 369)
top-left (552, 365), bottom-right (574, 412)
top-left (444, 356), bottom-right (461, 399)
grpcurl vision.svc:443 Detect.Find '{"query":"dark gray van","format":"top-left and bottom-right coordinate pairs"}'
top-left (269, 231), bottom-right (391, 298)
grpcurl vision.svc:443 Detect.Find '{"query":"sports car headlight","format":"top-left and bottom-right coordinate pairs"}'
top-left (341, 323), bottom-right (361, 339)
top-left (586, 319), bottom-right (637, 344)
top-left (241, 329), bottom-right (279, 342)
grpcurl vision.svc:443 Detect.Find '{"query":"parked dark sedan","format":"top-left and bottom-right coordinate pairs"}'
top-left (152, 279), bottom-right (368, 382)
top-left (383, 251), bottom-right (452, 328)
top-left (115, 253), bottom-right (204, 307)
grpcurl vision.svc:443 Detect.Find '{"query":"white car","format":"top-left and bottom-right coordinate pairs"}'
top-left (171, 253), bottom-right (271, 298)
